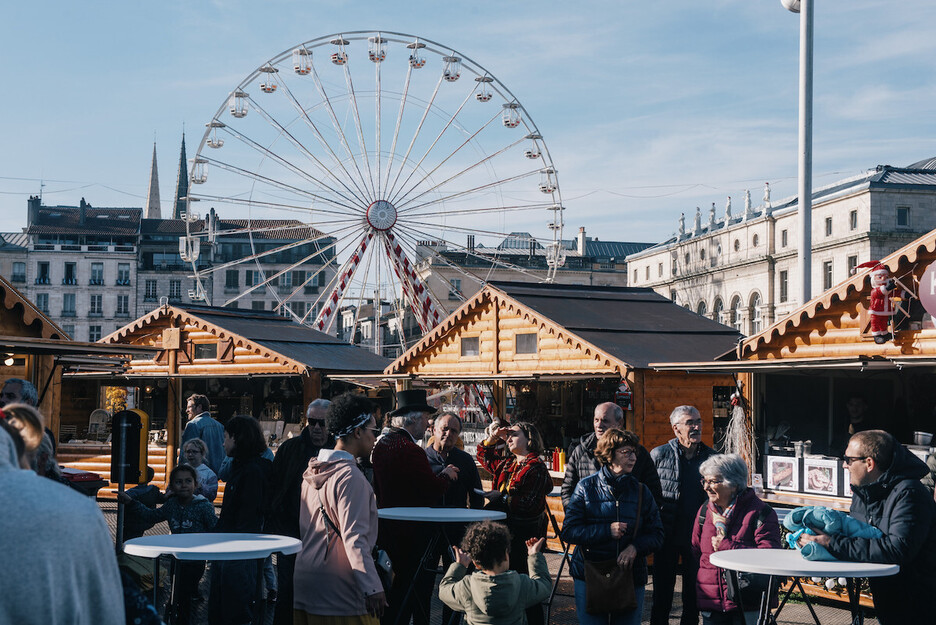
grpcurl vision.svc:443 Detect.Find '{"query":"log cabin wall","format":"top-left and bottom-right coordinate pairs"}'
top-left (638, 370), bottom-right (734, 450)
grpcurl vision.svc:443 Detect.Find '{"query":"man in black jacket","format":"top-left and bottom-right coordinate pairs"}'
top-left (649, 405), bottom-right (715, 625)
top-left (561, 402), bottom-right (661, 508)
top-left (799, 430), bottom-right (936, 624)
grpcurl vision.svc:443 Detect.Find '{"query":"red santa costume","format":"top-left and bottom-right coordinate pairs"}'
top-left (856, 261), bottom-right (897, 343)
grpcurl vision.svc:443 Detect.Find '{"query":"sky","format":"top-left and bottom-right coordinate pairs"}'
top-left (2, 0), bottom-right (935, 245)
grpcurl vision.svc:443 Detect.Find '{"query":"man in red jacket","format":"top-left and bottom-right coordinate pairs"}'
top-left (372, 389), bottom-right (458, 625)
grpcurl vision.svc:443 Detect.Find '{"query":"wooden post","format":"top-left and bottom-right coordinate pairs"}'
top-left (491, 380), bottom-right (507, 421)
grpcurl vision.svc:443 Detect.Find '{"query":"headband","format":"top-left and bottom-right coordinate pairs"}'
top-left (334, 412), bottom-right (373, 439)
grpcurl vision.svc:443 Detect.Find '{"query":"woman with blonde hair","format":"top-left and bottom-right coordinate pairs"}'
top-left (1, 403), bottom-right (60, 479)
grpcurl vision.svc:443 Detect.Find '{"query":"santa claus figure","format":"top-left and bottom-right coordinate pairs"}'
top-left (855, 261), bottom-right (901, 344)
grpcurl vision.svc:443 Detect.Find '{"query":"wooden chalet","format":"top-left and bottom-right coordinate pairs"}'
top-left (60, 304), bottom-right (389, 492)
top-left (385, 282), bottom-right (742, 453)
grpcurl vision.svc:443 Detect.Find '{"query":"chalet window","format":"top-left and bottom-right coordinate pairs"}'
top-left (90, 262), bottom-right (104, 285)
top-left (460, 336), bottom-right (480, 357)
top-left (516, 333), bottom-right (537, 355)
top-left (897, 206), bottom-right (910, 228)
top-left (193, 343), bottom-right (218, 360)
top-left (779, 271), bottom-right (788, 303)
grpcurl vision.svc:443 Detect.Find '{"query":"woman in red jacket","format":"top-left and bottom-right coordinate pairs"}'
top-left (691, 454), bottom-right (780, 625)
top-left (477, 420), bottom-right (552, 625)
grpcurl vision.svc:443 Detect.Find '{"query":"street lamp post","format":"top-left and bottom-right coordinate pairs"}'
top-left (783, 0), bottom-right (813, 303)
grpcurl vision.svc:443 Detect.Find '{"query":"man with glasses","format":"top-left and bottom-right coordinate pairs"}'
top-left (267, 398), bottom-right (332, 625)
top-left (798, 430), bottom-right (936, 624)
top-left (649, 405), bottom-right (715, 625)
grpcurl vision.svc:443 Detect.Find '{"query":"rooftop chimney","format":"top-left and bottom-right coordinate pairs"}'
top-left (79, 197), bottom-right (88, 224)
top-left (577, 226), bottom-right (587, 255)
top-left (27, 195), bottom-right (41, 227)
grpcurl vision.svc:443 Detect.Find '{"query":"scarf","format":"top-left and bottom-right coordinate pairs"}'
top-left (710, 494), bottom-right (738, 550)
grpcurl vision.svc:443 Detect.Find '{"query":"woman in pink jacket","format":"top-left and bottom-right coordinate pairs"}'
top-left (691, 454), bottom-right (780, 625)
top-left (294, 393), bottom-right (387, 624)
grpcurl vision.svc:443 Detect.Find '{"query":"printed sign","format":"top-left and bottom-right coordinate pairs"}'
top-left (919, 261), bottom-right (936, 317)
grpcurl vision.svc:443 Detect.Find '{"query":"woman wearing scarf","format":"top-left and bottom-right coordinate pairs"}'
top-left (691, 454), bottom-right (780, 625)
top-left (563, 428), bottom-right (664, 625)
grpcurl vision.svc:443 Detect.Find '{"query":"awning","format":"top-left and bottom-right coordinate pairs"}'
top-left (648, 356), bottom-right (935, 373)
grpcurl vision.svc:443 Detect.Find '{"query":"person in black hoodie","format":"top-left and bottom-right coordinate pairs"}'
top-left (209, 415), bottom-right (273, 625)
top-left (798, 429), bottom-right (936, 624)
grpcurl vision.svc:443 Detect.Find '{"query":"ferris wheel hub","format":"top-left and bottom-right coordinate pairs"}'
top-left (366, 200), bottom-right (398, 231)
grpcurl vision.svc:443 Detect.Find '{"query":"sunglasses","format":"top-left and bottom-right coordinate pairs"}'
top-left (308, 418), bottom-right (326, 427)
top-left (842, 456), bottom-right (868, 465)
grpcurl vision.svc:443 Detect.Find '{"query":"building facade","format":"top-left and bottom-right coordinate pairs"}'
top-left (625, 160), bottom-right (936, 335)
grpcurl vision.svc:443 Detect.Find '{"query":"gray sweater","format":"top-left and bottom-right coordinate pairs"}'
top-left (0, 428), bottom-right (124, 625)
top-left (439, 553), bottom-right (551, 625)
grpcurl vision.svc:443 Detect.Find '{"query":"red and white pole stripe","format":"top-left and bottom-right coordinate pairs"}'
top-left (315, 232), bottom-right (374, 331)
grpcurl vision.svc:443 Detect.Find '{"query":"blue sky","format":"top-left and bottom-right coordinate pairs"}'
top-left (2, 0), bottom-right (934, 244)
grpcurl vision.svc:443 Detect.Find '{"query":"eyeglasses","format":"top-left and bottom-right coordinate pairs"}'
top-left (308, 418), bottom-right (326, 427)
top-left (366, 427), bottom-right (381, 435)
top-left (842, 456), bottom-right (868, 465)
top-left (700, 479), bottom-right (724, 487)
top-left (677, 419), bottom-right (703, 428)
top-left (615, 448), bottom-right (637, 457)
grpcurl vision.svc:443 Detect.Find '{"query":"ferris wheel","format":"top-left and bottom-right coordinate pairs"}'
top-left (183, 31), bottom-right (565, 346)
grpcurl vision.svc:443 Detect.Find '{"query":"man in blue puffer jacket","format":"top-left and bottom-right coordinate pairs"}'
top-left (798, 430), bottom-right (936, 624)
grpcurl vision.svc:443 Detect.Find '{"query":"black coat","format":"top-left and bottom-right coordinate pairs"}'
top-left (562, 467), bottom-right (664, 586)
top-left (425, 445), bottom-right (485, 509)
top-left (827, 445), bottom-right (936, 624)
top-left (266, 427), bottom-right (328, 537)
top-left (649, 438), bottom-right (715, 536)
top-left (217, 455), bottom-right (272, 534)
top-left (562, 433), bottom-right (662, 509)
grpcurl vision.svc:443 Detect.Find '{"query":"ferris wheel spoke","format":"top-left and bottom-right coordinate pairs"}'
top-left (385, 73), bottom-right (445, 200)
top-left (307, 64), bottom-right (374, 203)
top-left (403, 202), bottom-right (555, 220)
top-left (382, 63), bottom-right (414, 196)
top-left (387, 85), bottom-right (479, 206)
top-left (199, 155), bottom-right (364, 213)
top-left (187, 193), bottom-right (367, 222)
top-left (395, 123), bottom-right (522, 211)
top-left (399, 168), bottom-right (542, 213)
top-left (223, 97), bottom-right (369, 210)
top-left (272, 253), bottom-right (344, 315)
top-left (303, 225), bottom-right (375, 320)
top-left (375, 52), bottom-right (382, 200)
top-left (340, 58), bottom-right (378, 199)
top-left (313, 230), bottom-right (376, 333)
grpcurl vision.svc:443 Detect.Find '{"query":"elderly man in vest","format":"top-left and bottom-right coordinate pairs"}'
top-left (650, 405), bottom-right (715, 625)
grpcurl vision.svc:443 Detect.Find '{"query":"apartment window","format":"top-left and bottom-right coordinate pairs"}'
top-left (516, 333), bottom-right (537, 355)
top-left (63, 262), bottom-right (77, 285)
top-left (825, 217), bottom-right (833, 237)
top-left (847, 255), bottom-right (858, 276)
top-left (897, 206), bottom-right (910, 228)
top-left (62, 324), bottom-right (75, 337)
top-left (730, 296), bottom-right (743, 333)
top-left (733, 239), bottom-right (740, 252)
top-left (144, 280), bottom-right (158, 301)
top-left (116, 295), bottom-right (129, 316)
top-left (700, 248), bottom-right (706, 261)
top-left (781, 229), bottom-right (788, 248)
top-left (252, 300), bottom-right (265, 311)
top-left (117, 263), bottom-right (131, 285)
top-left (36, 293), bottom-right (49, 313)
top-left (36, 262), bottom-right (50, 284)
top-left (713, 298), bottom-right (724, 324)
top-left (90, 262), bottom-right (104, 285)
top-left (245, 270), bottom-right (259, 287)
top-left (646, 265), bottom-right (651, 280)
top-left (633, 269), bottom-right (638, 284)
top-left (225, 301), bottom-right (240, 309)
top-left (823, 260), bottom-right (833, 291)
top-left (752, 234), bottom-right (759, 247)
top-left (225, 270), bottom-right (239, 289)
top-left (697, 301), bottom-right (707, 317)
top-left (169, 280), bottom-right (182, 301)
top-left (89, 294), bottom-right (103, 316)
top-left (670, 290), bottom-right (676, 301)
top-left (62, 293), bottom-right (76, 317)
top-left (292, 271), bottom-right (307, 290)
top-left (11, 262), bottom-right (25, 282)
top-left (750, 293), bottom-right (762, 334)
top-left (448, 278), bottom-right (462, 300)
top-left (779, 271), bottom-right (789, 303)
top-left (657, 263), bottom-right (663, 277)
top-left (88, 325), bottom-right (102, 342)
top-left (684, 253), bottom-right (690, 265)
top-left (849, 210), bottom-right (858, 231)
top-left (460, 336), bottom-right (480, 357)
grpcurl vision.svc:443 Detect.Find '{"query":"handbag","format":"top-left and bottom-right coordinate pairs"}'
top-left (320, 504), bottom-right (394, 593)
top-left (583, 484), bottom-right (642, 614)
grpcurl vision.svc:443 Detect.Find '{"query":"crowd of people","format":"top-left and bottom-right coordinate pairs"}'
top-left (2, 376), bottom-right (936, 625)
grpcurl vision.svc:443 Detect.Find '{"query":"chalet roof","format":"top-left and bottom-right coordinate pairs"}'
top-left (28, 206), bottom-right (141, 236)
top-left (106, 304), bottom-right (389, 374)
top-left (734, 226), bottom-right (936, 359)
top-left (0, 275), bottom-right (68, 340)
top-left (388, 282), bottom-right (741, 374)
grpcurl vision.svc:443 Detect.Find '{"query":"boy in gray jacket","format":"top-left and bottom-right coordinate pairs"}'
top-left (440, 521), bottom-right (551, 625)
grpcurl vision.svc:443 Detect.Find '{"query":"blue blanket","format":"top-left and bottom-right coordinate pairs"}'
top-left (783, 506), bottom-right (882, 560)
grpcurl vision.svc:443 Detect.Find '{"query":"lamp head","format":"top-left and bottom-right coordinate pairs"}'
top-left (781, 0), bottom-right (801, 12)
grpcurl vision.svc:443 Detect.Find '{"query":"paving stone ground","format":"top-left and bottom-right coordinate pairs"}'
top-left (101, 501), bottom-right (877, 624)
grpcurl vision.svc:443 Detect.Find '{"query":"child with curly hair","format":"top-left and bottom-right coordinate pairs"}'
top-left (439, 520), bottom-right (551, 625)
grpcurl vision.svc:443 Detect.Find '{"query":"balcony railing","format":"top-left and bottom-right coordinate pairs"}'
top-left (89, 278), bottom-right (104, 285)
top-left (35, 276), bottom-right (51, 285)
top-left (115, 279), bottom-right (132, 286)
top-left (62, 278), bottom-right (78, 285)
top-left (11, 274), bottom-right (25, 283)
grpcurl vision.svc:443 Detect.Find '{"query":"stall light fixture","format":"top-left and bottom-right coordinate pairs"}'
top-left (3, 354), bottom-right (14, 367)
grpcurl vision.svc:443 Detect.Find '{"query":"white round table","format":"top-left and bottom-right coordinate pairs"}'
top-left (377, 507), bottom-right (506, 522)
top-left (710, 549), bottom-right (899, 625)
top-left (124, 533), bottom-right (300, 625)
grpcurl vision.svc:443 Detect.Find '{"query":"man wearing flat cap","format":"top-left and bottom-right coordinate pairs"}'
top-left (373, 389), bottom-right (459, 625)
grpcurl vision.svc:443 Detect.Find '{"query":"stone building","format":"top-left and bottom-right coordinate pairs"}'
top-left (625, 158), bottom-right (936, 335)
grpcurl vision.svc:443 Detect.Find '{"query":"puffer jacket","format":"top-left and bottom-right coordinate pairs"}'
top-left (690, 488), bottom-right (780, 613)
top-left (561, 432), bottom-right (663, 508)
top-left (438, 553), bottom-right (551, 625)
top-left (826, 445), bottom-right (936, 623)
top-left (650, 438), bottom-right (715, 534)
top-left (562, 467), bottom-right (664, 586)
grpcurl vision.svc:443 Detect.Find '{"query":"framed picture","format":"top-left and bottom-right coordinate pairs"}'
top-left (766, 456), bottom-right (800, 492)
top-left (843, 466), bottom-right (853, 497)
top-left (803, 457), bottom-right (839, 495)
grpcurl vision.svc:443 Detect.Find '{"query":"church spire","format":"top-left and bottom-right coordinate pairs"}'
top-left (144, 142), bottom-right (161, 219)
top-left (173, 133), bottom-right (189, 219)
